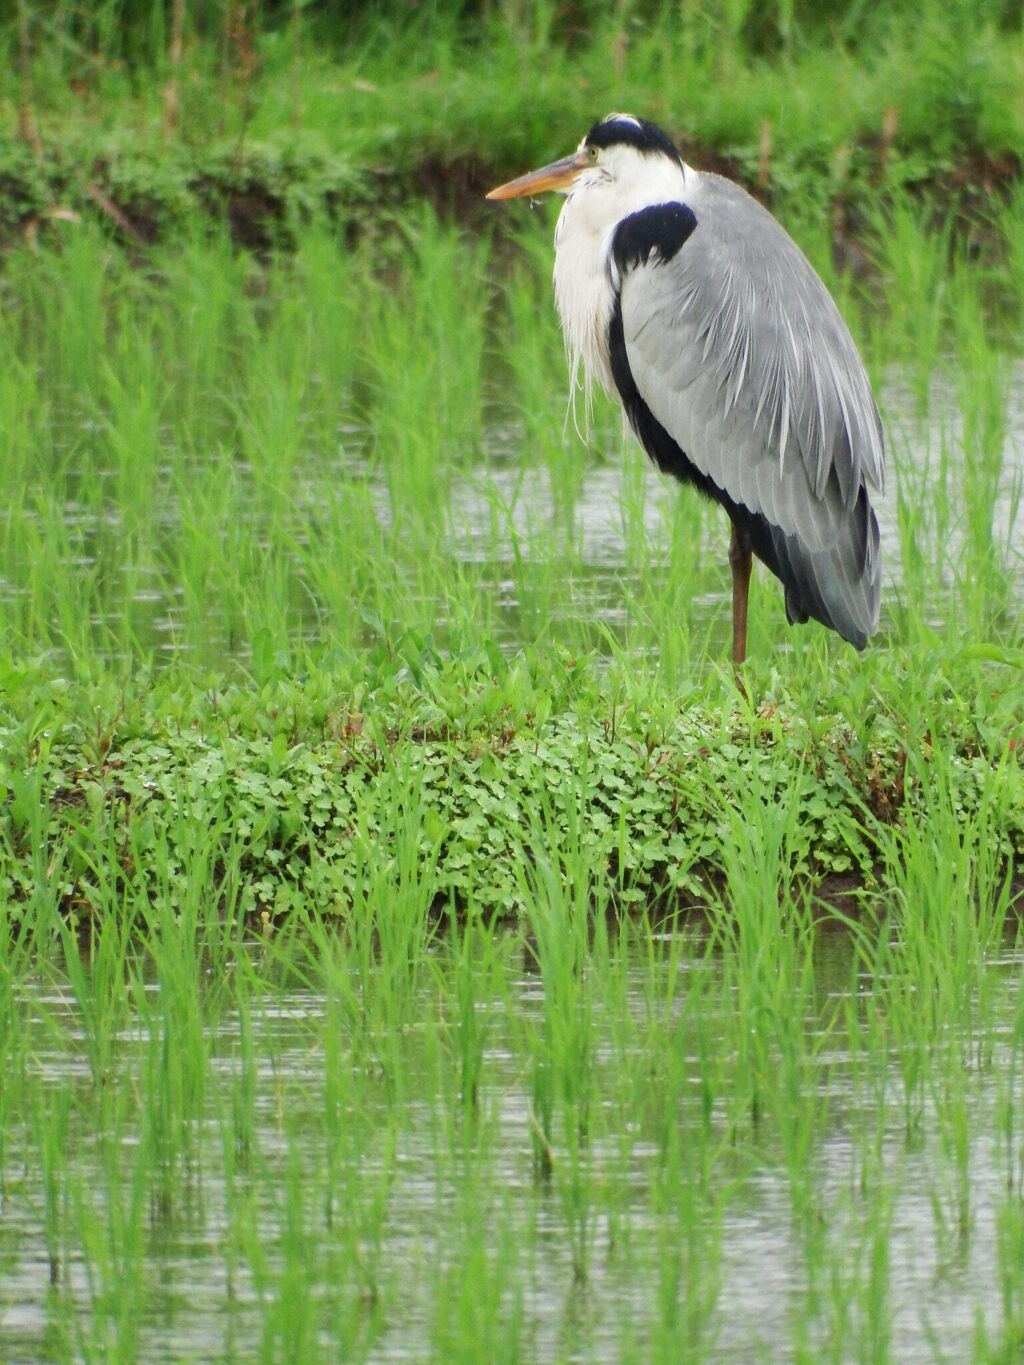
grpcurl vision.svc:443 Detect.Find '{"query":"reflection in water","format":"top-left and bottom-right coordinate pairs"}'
top-left (2, 927), bottom-right (1022, 1363)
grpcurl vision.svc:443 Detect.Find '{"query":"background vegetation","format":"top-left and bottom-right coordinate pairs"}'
top-left (2, 0), bottom-right (1023, 247)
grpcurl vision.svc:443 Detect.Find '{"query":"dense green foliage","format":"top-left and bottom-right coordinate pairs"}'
top-left (2, 646), bottom-right (1020, 927)
top-left (1, 0), bottom-right (1022, 248)
top-left (8, 0), bottom-right (1024, 66)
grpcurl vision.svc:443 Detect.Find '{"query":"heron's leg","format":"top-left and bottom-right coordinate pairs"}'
top-left (728, 522), bottom-right (752, 669)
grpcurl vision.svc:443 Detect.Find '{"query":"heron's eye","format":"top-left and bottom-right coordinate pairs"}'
top-left (588, 146), bottom-right (599, 161)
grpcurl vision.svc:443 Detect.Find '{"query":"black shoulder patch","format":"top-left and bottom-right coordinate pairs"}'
top-left (611, 203), bottom-right (698, 277)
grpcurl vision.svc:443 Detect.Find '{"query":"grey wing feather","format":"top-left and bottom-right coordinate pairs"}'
top-left (618, 172), bottom-right (884, 642)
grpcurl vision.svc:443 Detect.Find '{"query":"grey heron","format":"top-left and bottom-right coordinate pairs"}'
top-left (487, 114), bottom-right (884, 667)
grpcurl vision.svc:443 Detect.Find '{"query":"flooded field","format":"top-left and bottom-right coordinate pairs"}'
top-left (10, 358), bottom-right (1023, 667)
top-left (3, 913), bottom-right (1023, 1364)
top-left (0, 214), bottom-right (1021, 675)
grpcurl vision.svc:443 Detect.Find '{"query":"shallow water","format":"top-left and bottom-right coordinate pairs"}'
top-left (449, 363), bottom-right (1024, 639)
top-left (15, 364), bottom-right (1023, 666)
top-left (3, 928), bottom-right (1023, 1363)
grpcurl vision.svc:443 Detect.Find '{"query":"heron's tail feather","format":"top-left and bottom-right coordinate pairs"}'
top-left (771, 488), bottom-right (881, 648)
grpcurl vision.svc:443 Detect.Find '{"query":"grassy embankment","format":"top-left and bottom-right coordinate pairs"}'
top-left (2, 1), bottom-right (1023, 246)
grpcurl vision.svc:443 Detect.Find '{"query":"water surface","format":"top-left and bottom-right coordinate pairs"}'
top-left (13, 364), bottom-right (1023, 666)
top-left (3, 924), bottom-right (1022, 1363)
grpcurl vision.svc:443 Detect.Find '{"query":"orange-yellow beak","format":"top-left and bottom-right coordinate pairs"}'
top-left (486, 150), bottom-right (590, 200)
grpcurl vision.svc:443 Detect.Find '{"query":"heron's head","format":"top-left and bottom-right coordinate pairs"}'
top-left (486, 114), bottom-right (685, 207)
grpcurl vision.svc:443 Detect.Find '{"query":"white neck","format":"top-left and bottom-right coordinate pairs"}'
top-left (552, 154), bottom-right (693, 426)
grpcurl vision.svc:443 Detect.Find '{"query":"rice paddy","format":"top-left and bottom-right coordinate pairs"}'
top-left (2, 849), bottom-right (1023, 1362)
top-left (1, 6), bottom-right (1024, 1358)
top-left (0, 196), bottom-right (1020, 677)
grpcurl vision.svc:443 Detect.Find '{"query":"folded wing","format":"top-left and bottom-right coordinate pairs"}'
top-left (609, 173), bottom-right (884, 646)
